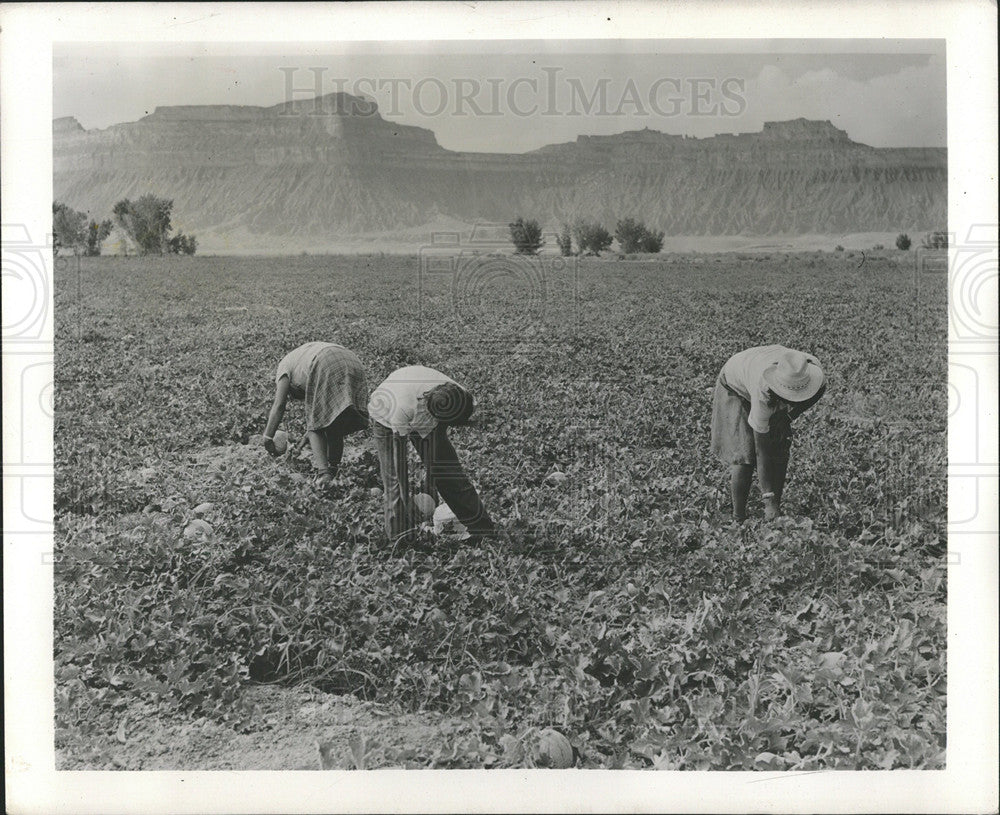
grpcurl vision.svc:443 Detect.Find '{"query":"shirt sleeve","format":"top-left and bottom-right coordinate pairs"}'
top-left (392, 404), bottom-right (417, 436)
top-left (747, 389), bottom-right (775, 434)
top-left (275, 359), bottom-right (290, 385)
top-left (403, 392), bottom-right (439, 439)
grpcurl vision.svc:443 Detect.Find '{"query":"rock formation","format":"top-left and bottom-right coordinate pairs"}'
top-left (53, 92), bottom-right (946, 251)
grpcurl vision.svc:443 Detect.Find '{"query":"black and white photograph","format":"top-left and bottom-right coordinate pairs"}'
top-left (2, 2), bottom-right (997, 813)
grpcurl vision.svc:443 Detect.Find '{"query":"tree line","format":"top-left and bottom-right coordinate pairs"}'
top-left (899, 231), bottom-right (948, 250)
top-left (52, 195), bottom-right (197, 256)
top-left (511, 219), bottom-right (947, 257)
top-left (509, 217), bottom-right (664, 256)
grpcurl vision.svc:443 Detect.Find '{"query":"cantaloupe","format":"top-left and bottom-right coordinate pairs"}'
top-left (537, 728), bottom-right (573, 768)
top-left (272, 429), bottom-right (288, 454)
top-left (432, 503), bottom-right (469, 538)
top-left (413, 492), bottom-right (436, 517)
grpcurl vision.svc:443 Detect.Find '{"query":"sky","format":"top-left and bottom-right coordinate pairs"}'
top-left (53, 40), bottom-right (946, 152)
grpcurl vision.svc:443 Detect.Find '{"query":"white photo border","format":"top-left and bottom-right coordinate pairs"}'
top-left (2, 2), bottom-right (996, 813)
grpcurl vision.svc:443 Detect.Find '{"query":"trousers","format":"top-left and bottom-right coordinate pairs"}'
top-left (372, 421), bottom-right (496, 541)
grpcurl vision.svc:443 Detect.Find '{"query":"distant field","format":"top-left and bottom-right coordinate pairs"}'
top-left (182, 228), bottom-right (932, 256)
top-left (54, 251), bottom-right (947, 769)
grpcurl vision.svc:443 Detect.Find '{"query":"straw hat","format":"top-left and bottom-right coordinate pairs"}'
top-left (762, 350), bottom-right (824, 402)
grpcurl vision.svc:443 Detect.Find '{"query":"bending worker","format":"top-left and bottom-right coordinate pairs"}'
top-left (368, 365), bottom-right (497, 544)
top-left (710, 345), bottom-right (826, 522)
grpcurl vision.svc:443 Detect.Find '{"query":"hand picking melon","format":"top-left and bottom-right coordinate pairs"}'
top-left (272, 429), bottom-right (288, 454)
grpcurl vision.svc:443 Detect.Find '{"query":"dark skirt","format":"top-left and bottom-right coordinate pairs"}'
top-left (325, 405), bottom-right (369, 437)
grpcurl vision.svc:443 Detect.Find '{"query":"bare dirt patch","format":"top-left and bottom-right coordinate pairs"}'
top-left (57, 684), bottom-right (467, 770)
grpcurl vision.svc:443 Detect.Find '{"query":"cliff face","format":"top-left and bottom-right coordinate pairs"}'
top-left (53, 93), bottom-right (946, 249)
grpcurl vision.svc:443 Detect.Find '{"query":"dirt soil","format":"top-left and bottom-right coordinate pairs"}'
top-left (57, 684), bottom-right (467, 770)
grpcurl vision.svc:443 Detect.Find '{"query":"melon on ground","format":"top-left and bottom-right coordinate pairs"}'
top-left (413, 492), bottom-right (436, 517)
top-left (536, 728), bottom-right (573, 768)
top-left (183, 519), bottom-right (214, 540)
top-left (432, 503), bottom-right (469, 539)
top-left (272, 429), bottom-right (288, 454)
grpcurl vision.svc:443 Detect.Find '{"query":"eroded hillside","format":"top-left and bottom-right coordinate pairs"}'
top-left (53, 92), bottom-right (946, 251)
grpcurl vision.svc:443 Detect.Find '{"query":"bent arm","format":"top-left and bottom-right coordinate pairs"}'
top-left (753, 429), bottom-right (783, 498)
top-left (264, 376), bottom-right (291, 438)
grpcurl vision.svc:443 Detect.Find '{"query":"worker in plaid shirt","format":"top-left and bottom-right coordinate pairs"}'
top-left (263, 342), bottom-right (369, 490)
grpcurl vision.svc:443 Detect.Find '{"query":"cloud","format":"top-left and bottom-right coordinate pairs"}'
top-left (747, 54), bottom-right (945, 147)
top-left (54, 50), bottom-right (947, 150)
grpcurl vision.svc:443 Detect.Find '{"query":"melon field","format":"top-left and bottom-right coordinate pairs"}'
top-left (54, 250), bottom-right (947, 770)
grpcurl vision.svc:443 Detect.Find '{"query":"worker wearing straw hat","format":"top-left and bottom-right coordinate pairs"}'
top-left (368, 365), bottom-right (497, 545)
top-left (711, 346), bottom-right (826, 522)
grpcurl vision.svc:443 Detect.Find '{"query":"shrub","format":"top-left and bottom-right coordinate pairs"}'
top-left (639, 229), bottom-right (664, 254)
top-left (167, 232), bottom-right (199, 256)
top-left (922, 231), bottom-right (948, 250)
top-left (896, 233), bottom-right (912, 251)
top-left (572, 221), bottom-right (613, 256)
top-left (508, 217), bottom-right (545, 255)
top-left (85, 220), bottom-right (113, 257)
top-left (834, 245), bottom-right (845, 252)
top-left (113, 195), bottom-right (173, 255)
top-left (614, 218), bottom-right (665, 255)
top-left (53, 202), bottom-right (112, 257)
top-left (52, 202), bottom-right (87, 256)
top-left (614, 218), bottom-right (645, 254)
top-left (555, 224), bottom-right (573, 257)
